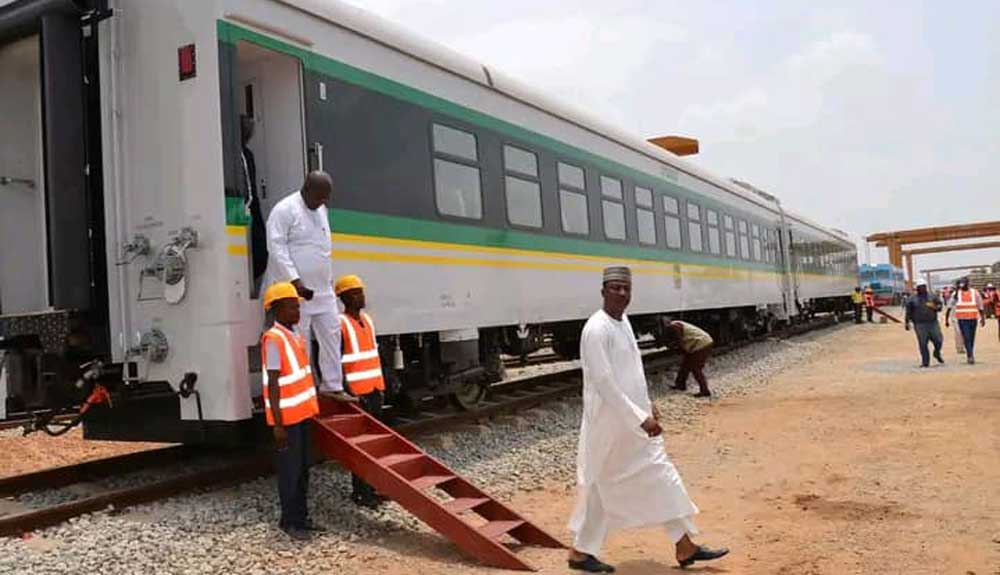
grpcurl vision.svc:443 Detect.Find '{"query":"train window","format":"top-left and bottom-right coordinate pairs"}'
top-left (687, 202), bottom-right (703, 252)
top-left (635, 186), bottom-right (656, 245)
top-left (433, 124), bottom-right (477, 161)
top-left (560, 189), bottom-right (589, 234)
top-left (503, 145), bottom-right (542, 228)
top-left (505, 177), bottom-right (542, 228)
top-left (601, 176), bottom-right (623, 200)
top-left (602, 200), bottom-right (626, 240)
top-left (504, 145), bottom-right (537, 177)
top-left (558, 162), bottom-right (585, 189)
top-left (706, 209), bottom-right (721, 255)
top-left (434, 159), bottom-right (482, 219)
top-left (432, 124), bottom-right (482, 220)
top-left (663, 195), bottom-right (682, 249)
top-left (738, 220), bottom-right (750, 259)
top-left (751, 224), bottom-right (762, 261)
top-left (724, 215), bottom-right (737, 257)
top-left (558, 161), bottom-right (589, 235)
top-left (635, 186), bottom-right (653, 208)
top-left (600, 175), bottom-right (625, 240)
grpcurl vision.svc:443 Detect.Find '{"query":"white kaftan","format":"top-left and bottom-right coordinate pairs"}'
top-left (569, 310), bottom-right (699, 555)
top-left (264, 192), bottom-right (343, 391)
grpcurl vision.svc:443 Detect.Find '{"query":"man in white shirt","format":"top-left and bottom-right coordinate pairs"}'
top-left (567, 266), bottom-right (728, 572)
top-left (264, 171), bottom-right (354, 402)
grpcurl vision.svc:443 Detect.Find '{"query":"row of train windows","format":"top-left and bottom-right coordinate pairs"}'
top-left (431, 123), bottom-right (781, 263)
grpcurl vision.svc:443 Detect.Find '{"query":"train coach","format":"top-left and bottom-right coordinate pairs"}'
top-left (0, 0), bottom-right (857, 444)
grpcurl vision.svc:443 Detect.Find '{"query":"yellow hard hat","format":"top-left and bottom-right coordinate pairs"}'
top-left (263, 281), bottom-right (301, 311)
top-left (334, 274), bottom-right (365, 296)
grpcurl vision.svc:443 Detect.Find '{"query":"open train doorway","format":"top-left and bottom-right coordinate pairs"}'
top-left (232, 40), bottom-right (307, 296)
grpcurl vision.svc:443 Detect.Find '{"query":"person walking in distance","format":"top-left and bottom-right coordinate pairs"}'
top-left (334, 274), bottom-right (390, 509)
top-left (567, 266), bottom-right (728, 572)
top-left (264, 171), bottom-right (354, 402)
top-left (945, 277), bottom-right (985, 364)
top-left (659, 318), bottom-right (715, 398)
top-left (904, 279), bottom-right (944, 367)
top-left (260, 282), bottom-right (324, 540)
top-left (863, 285), bottom-right (876, 323)
top-left (945, 280), bottom-right (965, 355)
top-left (851, 287), bottom-right (864, 324)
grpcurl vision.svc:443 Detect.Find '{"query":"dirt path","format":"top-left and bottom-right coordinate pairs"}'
top-left (342, 319), bottom-right (1000, 575)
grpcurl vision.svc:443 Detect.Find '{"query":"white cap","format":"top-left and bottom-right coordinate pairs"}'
top-left (988, 283), bottom-right (994, 288)
top-left (915, 278), bottom-right (927, 287)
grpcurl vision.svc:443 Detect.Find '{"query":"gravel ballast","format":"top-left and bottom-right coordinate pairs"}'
top-left (0, 326), bottom-right (841, 575)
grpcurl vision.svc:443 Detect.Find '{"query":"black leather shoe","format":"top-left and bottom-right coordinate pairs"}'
top-left (671, 384), bottom-right (687, 391)
top-left (568, 554), bottom-right (616, 573)
top-left (280, 525), bottom-right (312, 541)
top-left (934, 351), bottom-right (944, 364)
top-left (678, 545), bottom-right (729, 568)
top-left (300, 519), bottom-right (327, 532)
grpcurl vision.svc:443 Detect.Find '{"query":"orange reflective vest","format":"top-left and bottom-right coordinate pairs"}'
top-left (953, 289), bottom-right (979, 320)
top-left (260, 323), bottom-right (319, 426)
top-left (339, 312), bottom-right (385, 396)
top-left (864, 290), bottom-right (874, 307)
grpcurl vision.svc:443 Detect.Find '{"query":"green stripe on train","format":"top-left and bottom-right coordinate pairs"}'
top-left (217, 20), bottom-right (787, 222)
top-left (228, 198), bottom-right (837, 274)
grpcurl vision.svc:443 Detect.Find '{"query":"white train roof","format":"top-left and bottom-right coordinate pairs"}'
top-left (278, 0), bottom-right (850, 245)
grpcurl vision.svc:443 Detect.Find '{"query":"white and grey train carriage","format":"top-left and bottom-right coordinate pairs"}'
top-left (0, 0), bottom-right (856, 444)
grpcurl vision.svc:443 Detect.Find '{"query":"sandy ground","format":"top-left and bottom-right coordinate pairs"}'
top-left (337, 319), bottom-right (1000, 575)
top-left (0, 427), bottom-right (162, 478)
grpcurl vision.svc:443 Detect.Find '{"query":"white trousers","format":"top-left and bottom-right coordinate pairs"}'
top-left (952, 320), bottom-right (964, 354)
top-left (571, 485), bottom-right (698, 556)
top-left (296, 310), bottom-right (343, 392)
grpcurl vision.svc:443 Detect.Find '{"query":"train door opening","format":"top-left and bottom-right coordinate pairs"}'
top-left (0, 36), bottom-right (47, 316)
top-left (232, 41), bottom-right (307, 295)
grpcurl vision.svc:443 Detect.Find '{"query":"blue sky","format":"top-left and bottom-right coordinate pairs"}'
top-left (346, 0), bottom-right (998, 280)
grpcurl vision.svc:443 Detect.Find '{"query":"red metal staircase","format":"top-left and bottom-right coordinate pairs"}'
top-left (311, 400), bottom-right (565, 571)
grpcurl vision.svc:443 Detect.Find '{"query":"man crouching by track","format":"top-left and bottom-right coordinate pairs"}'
top-left (334, 274), bottom-right (389, 509)
top-left (567, 266), bottom-right (728, 572)
top-left (261, 282), bottom-right (325, 540)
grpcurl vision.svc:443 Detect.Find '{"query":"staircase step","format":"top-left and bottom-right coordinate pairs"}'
top-left (378, 453), bottom-right (424, 468)
top-left (349, 433), bottom-right (394, 446)
top-left (411, 474), bottom-right (455, 491)
top-left (479, 520), bottom-right (525, 540)
top-left (443, 497), bottom-right (489, 514)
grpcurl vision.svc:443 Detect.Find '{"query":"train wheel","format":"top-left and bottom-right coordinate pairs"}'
top-left (552, 338), bottom-right (580, 360)
top-left (450, 381), bottom-right (487, 410)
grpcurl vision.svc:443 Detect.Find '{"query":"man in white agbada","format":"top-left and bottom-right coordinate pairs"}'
top-left (264, 171), bottom-right (355, 403)
top-left (568, 266), bottom-right (728, 572)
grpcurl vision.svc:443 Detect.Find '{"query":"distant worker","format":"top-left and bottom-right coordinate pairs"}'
top-left (945, 280), bottom-right (965, 355)
top-left (851, 287), bottom-right (864, 324)
top-left (983, 283), bottom-right (997, 320)
top-left (261, 282), bottom-right (324, 540)
top-left (265, 171), bottom-right (354, 402)
top-left (863, 286), bottom-right (875, 323)
top-left (904, 279), bottom-right (944, 368)
top-left (568, 266), bottom-right (728, 572)
top-left (659, 318), bottom-right (715, 398)
top-left (945, 277), bottom-right (985, 364)
top-left (334, 274), bottom-right (389, 509)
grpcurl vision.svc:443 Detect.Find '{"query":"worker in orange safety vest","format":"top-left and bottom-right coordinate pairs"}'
top-left (944, 277), bottom-right (985, 364)
top-left (260, 281), bottom-right (325, 540)
top-left (335, 274), bottom-right (389, 508)
top-left (863, 286), bottom-right (875, 323)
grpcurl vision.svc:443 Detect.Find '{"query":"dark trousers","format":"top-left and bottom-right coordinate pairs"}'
top-left (957, 319), bottom-right (978, 358)
top-left (866, 306), bottom-right (874, 322)
top-left (913, 322), bottom-right (943, 366)
top-left (675, 347), bottom-right (712, 393)
top-left (854, 303), bottom-right (863, 323)
top-left (275, 420), bottom-right (311, 528)
top-left (353, 390), bottom-right (384, 499)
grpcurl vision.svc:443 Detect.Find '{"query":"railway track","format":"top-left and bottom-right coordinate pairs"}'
top-left (0, 315), bottom-right (840, 537)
